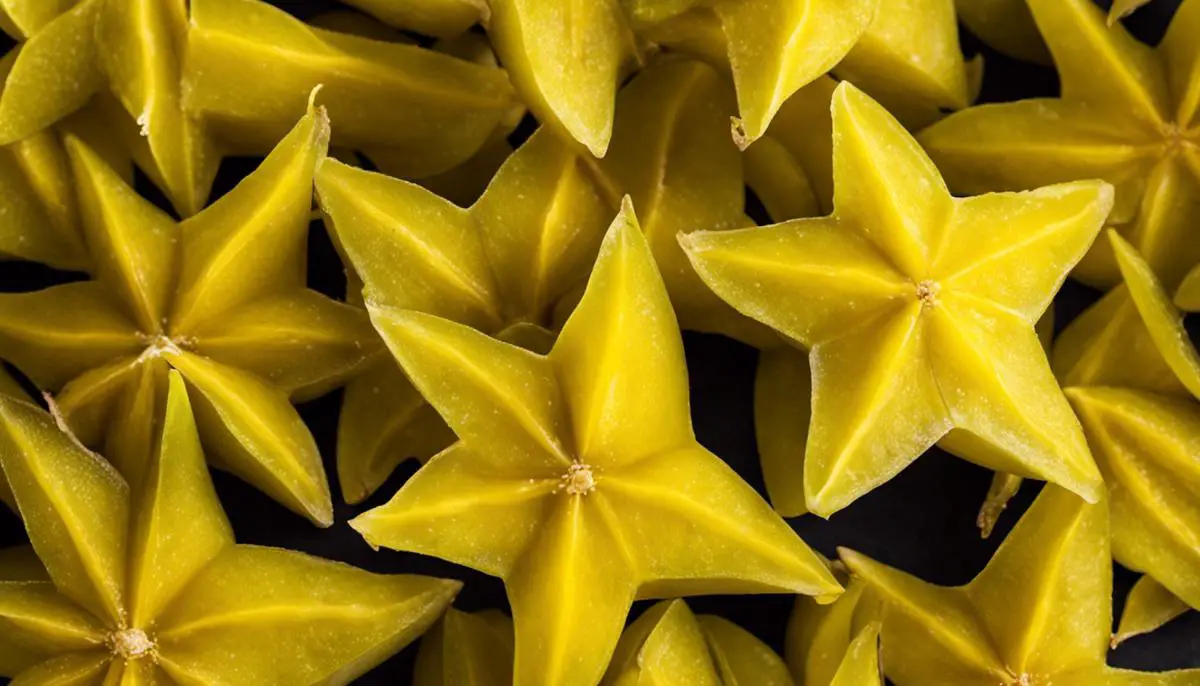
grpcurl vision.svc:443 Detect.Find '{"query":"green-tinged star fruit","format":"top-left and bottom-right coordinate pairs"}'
top-left (0, 99), bottom-right (377, 526)
top-left (182, 0), bottom-right (517, 179)
top-left (0, 0), bottom-right (103, 145)
top-left (349, 200), bottom-right (840, 686)
top-left (841, 485), bottom-right (1200, 685)
top-left (99, 0), bottom-right (222, 217)
top-left (339, 0), bottom-right (486, 38)
top-left (922, 0), bottom-right (1200, 290)
top-left (0, 370), bottom-right (460, 685)
top-left (319, 58), bottom-right (773, 504)
top-left (683, 82), bottom-right (1108, 517)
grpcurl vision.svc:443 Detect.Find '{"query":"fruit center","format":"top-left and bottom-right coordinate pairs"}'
top-left (915, 280), bottom-right (940, 307)
top-left (561, 463), bottom-right (596, 496)
top-left (138, 334), bottom-right (191, 362)
top-left (109, 628), bottom-right (155, 660)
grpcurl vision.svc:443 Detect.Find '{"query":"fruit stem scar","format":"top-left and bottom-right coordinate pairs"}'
top-left (109, 628), bottom-right (156, 660)
top-left (916, 280), bottom-right (940, 307)
top-left (560, 463), bottom-right (596, 495)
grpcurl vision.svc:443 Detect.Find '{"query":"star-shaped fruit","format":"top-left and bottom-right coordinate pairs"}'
top-left (1048, 232), bottom-right (1200, 643)
top-left (183, 0), bottom-right (517, 180)
top-left (953, 0), bottom-right (1050, 64)
top-left (1112, 576), bottom-right (1191, 647)
top-left (840, 485), bottom-right (1200, 685)
top-left (1177, 261), bottom-right (1200, 311)
top-left (98, 0), bottom-right (221, 217)
top-left (833, 0), bottom-right (981, 130)
top-left (318, 58), bottom-right (771, 504)
top-left (414, 608), bottom-right (514, 686)
top-left (350, 200), bottom-right (840, 686)
top-left (339, 0), bottom-right (485, 38)
top-left (0, 0), bottom-right (104, 145)
top-left (0, 365), bottom-right (22, 510)
top-left (922, 0), bottom-right (1200, 289)
top-left (0, 370), bottom-right (460, 684)
top-left (498, 0), bottom-right (876, 156)
top-left (603, 599), bottom-right (794, 685)
top-left (682, 81), bottom-right (1108, 516)
top-left (787, 574), bottom-right (886, 686)
top-left (0, 101), bottom-right (376, 526)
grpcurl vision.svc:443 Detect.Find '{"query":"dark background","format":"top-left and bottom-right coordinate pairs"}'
top-left (2, 0), bottom-right (1199, 683)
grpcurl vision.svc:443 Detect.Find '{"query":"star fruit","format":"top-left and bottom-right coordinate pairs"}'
top-left (602, 599), bottom-right (794, 685)
top-left (413, 608), bottom-right (514, 686)
top-left (317, 58), bottom-right (772, 504)
top-left (1050, 232), bottom-right (1200, 643)
top-left (786, 578), bottom-right (884, 686)
top-left (0, 365), bottom-right (22, 511)
top-left (0, 0), bottom-right (104, 146)
top-left (338, 0), bottom-right (486, 38)
top-left (921, 0), bottom-right (1200, 290)
top-left (833, 0), bottom-right (982, 130)
top-left (682, 82), bottom-right (1109, 517)
top-left (0, 370), bottom-right (461, 684)
top-left (953, 0), bottom-right (1050, 64)
top-left (496, 0), bottom-right (876, 156)
top-left (841, 485), bottom-right (1200, 685)
top-left (98, 0), bottom-right (222, 217)
top-left (350, 200), bottom-right (841, 686)
top-left (182, 0), bottom-right (517, 179)
top-left (0, 101), bottom-right (376, 526)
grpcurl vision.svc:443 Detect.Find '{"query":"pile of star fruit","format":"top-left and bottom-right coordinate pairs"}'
top-left (0, 0), bottom-right (1198, 684)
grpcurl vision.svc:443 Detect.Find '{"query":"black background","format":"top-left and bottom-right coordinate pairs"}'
top-left (2, 1), bottom-right (1199, 683)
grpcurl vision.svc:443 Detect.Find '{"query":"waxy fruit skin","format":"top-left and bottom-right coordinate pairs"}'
top-left (953, 0), bottom-right (1050, 64)
top-left (834, 0), bottom-right (980, 130)
top-left (683, 82), bottom-right (1108, 517)
top-left (602, 599), bottom-right (794, 685)
top-left (786, 579), bottom-right (884, 686)
top-left (1112, 576), bottom-right (1191, 648)
top-left (0, 0), bottom-right (103, 146)
top-left (841, 486), bottom-right (1200, 686)
top-left (0, 101), bottom-right (377, 526)
top-left (1053, 232), bottom-right (1200, 642)
top-left (318, 58), bottom-right (773, 505)
top-left (339, 0), bottom-right (486, 38)
top-left (413, 608), bottom-right (514, 686)
top-left (99, 0), bottom-right (221, 217)
top-left (182, 0), bottom-right (517, 179)
top-left (350, 200), bottom-right (840, 686)
top-left (0, 371), bottom-right (461, 685)
top-left (495, 0), bottom-right (876, 156)
top-left (922, 0), bottom-right (1200, 290)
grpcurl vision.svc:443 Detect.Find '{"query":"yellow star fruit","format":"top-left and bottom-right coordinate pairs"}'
top-left (953, 0), bottom-right (1050, 64)
top-left (318, 58), bottom-right (772, 504)
top-left (182, 0), bottom-right (517, 179)
top-left (682, 82), bottom-right (1108, 516)
top-left (99, 0), bottom-right (222, 217)
top-left (922, 0), bottom-right (1200, 289)
top-left (842, 485), bottom-right (1200, 685)
top-left (350, 200), bottom-right (840, 686)
top-left (0, 100), bottom-right (376, 526)
top-left (602, 599), bottom-right (794, 685)
top-left (1049, 232), bottom-right (1200, 644)
top-left (413, 608), bottom-right (514, 686)
top-left (0, 371), bottom-right (460, 684)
